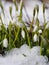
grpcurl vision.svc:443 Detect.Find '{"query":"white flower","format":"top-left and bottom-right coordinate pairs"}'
top-left (21, 30), bottom-right (25, 38)
top-left (3, 38), bottom-right (8, 48)
top-left (27, 27), bottom-right (30, 31)
top-left (38, 29), bottom-right (42, 34)
top-left (33, 34), bottom-right (38, 42)
top-left (45, 22), bottom-right (49, 29)
top-left (33, 25), bottom-right (38, 32)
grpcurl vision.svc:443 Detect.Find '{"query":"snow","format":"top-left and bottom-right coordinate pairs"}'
top-left (0, 44), bottom-right (49, 65)
top-left (7, 44), bottom-right (30, 56)
top-left (20, 44), bottom-right (31, 56)
top-left (0, 0), bottom-right (49, 65)
top-left (31, 46), bottom-right (40, 55)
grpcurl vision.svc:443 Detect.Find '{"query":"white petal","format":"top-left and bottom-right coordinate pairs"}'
top-left (33, 34), bottom-right (38, 42)
top-left (3, 38), bottom-right (8, 48)
top-left (21, 30), bottom-right (25, 38)
top-left (38, 29), bottom-right (42, 34)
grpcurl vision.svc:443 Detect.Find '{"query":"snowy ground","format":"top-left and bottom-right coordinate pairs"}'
top-left (0, 44), bottom-right (49, 65)
top-left (0, 0), bottom-right (49, 65)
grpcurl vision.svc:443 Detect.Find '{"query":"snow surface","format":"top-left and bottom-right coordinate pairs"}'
top-left (0, 0), bottom-right (49, 65)
top-left (0, 44), bottom-right (49, 65)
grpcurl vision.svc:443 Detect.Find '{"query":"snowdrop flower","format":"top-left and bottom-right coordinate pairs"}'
top-left (38, 29), bottom-right (42, 34)
top-left (27, 27), bottom-right (30, 31)
top-left (45, 22), bottom-right (49, 29)
top-left (33, 25), bottom-right (38, 32)
top-left (21, 30), bottom-right (25, 39)
top-left (33, 34), bottom-right (38, 42)
top-left (3, 38), bottom-right (8, 48)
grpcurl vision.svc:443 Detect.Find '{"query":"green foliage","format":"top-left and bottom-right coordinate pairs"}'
top-left (0, 1), bottom-right (4, 15)
top-left (13, 0), bottom-right (18, 11)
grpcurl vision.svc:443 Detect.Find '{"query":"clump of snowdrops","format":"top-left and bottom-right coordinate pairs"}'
top-left (0, 0), bottom-right (49, 58)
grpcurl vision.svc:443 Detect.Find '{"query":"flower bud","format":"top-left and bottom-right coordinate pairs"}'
top-left (38, 29), bottom-right (42, 34)
top-left (33, 34), bottom-right (38, 42)
top-left (21, 30), bottom-right (25, 39)
top-left (3, 38), bottom-right (8, 48)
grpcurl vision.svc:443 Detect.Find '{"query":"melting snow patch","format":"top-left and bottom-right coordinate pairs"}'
top-left (0, 44), bottom-right (49, 65)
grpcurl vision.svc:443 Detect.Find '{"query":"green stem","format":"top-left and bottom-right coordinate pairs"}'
top-left (13, 27), bottom-right (20, 47)
top-left (40, 40), bottom-right (42, 55)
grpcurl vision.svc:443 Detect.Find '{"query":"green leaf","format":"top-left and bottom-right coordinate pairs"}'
top-left (13, 0), bottom-right (18, 11)
top-left (9, 6), bottom-right (12, 17)
top-left (33, 7), bottom-right (36, 17)
top-left (43, 3), bottom-right (45, 14)
top-left (36, 5), bottom-right (39, 15)
top-left (0, 1), bottom-right (4, 15)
